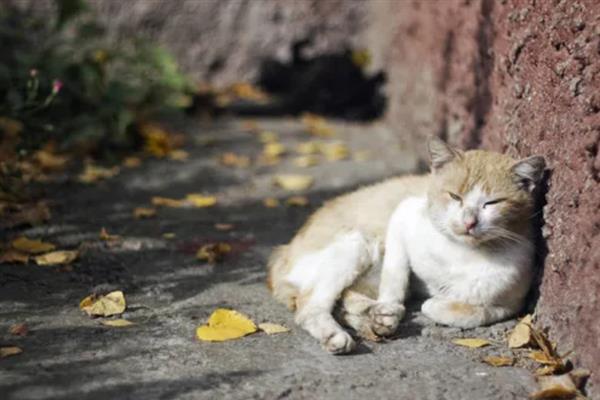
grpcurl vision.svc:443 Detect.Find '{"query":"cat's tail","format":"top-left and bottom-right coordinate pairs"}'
top-left (267, 245), bottom-right (297, 310)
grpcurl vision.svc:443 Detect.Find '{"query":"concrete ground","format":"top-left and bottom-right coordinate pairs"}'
top-left (0, 117), bottom-right (536, 399)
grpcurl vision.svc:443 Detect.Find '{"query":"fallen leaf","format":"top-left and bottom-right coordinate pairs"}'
top-left (259, 131), bottom-right (278, 144)
top-left (321, 142), bottom-right (349, 161)
top-left (482, 355), bottom-right (514, 367)
top-left (100, 319), bottom-right (135, 327)
top-left (152, 196), bottom-right (184, 208)
top-left (273, 174), bottom-right (314, 191)
top-left (80, 291), bottom-right (126, 317)
top-left (301, 113), bottom-right (335, 137)
top-left (214, 223), bottom-right (234, 231)
top-left (34, 150), bottom-right (69, 171)
top-left (452, 338), bottom-right (491, 348)
top-left (353, 150), bottom-right (371, 162)
top-left (535, 365), bottom-right (561, 376)
top-left (9, 323), bottom-right (28, 336)
top-left (286, 196), bottom-right (309, 207)
top-left (34, 250), bottom-right (78, 266)
top-left (219, 152), bottom-right (251, 168)
top-left (529, 350), bottom-right (558, 365)
top-left (196, 308), bottom-right (257, 342)
top-left (162, 232), bottom-right (176, 239)
top-left (508, 314), bottom-right (532, 348)
top-left (78, 164), bottom-right (119, 184)
top-left (0, 250), bottom-right (29, 264)
top-left (351, 49), bottom-right (371, 68)
top-left (263, 142), bottom-right (286, 158)
top-left (11, 237), bottom-right (55, 254)
top-left (263, 198), bottom-right (280, 208)
top-left (140, 123), bottom-right (174, 158)
top-left (123, 156), bottom-right (142, 168)
top-left (296, 141), bottom-right (322, 155)
top-left (258, 322), bottom-right (290, 335)
top-left (99, 228), bottom-right (120, 241)
top-left (133, 207), bottom-right (157, 219)
top-left (185, 194), bottom-right (217, 208)
top-left (196, 243), bottom-right (231, 264)
top-left (168, 149), bottom-right (189, 161)
top-left (530, 374), bottom-right (578, 399)
top-left (293, 155), bottom-right (319, 168)
top-left (0, 346), bottom-right (22, 358)
top-left (230, 82), bottom-right (269, 102)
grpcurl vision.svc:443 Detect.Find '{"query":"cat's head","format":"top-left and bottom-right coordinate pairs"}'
top-left (426, 137), bottom-right (545, 246)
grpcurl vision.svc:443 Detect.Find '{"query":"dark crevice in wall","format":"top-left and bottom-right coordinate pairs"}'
top-left (436, 30), bottom-right (455, 142)
top-left (466, 0), bottom-right (494, 149)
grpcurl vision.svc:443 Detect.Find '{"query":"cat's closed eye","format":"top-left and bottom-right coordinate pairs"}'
top-left (482, 198), bottom-right (505, 208)
top-left (448, 192), bottom-right (462, 202)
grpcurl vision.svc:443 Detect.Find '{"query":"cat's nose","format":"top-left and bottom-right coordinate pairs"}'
top-left (464, 216), bottom-right (478, 231)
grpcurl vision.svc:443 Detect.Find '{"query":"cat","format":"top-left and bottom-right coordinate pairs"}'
top-left (267, 137), bottom-right (545, 354)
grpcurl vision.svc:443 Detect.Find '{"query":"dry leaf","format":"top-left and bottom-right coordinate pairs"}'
top-left (34, 150), bottom-right (69, 171)
top-left (99, 228), bottom-right (120, 241)
top-left (296, 141), bottom-right (321, 155)
top-left (123, 156), bottom-right (142, 168)
top-left (185, 194), bottom-right (217, 208)
top-left (100, 319), bottom-right (134, 327)
top-left (263, 198), bottom-right (280, 208)
top-left (219, 152), bottom-right (251, 168)
top-left (133, 207), bottom-right (157, 219)
top-left (353, 150), bottom-right (371, 162)
top-left (293, 155), bottom-right (319, 167)
top-left (141, 123), bottom-right (174, 158)
top-left (259, 131), bottom-right (278, 144)
top-left (214, 223), bottom-right (234, 231)
top-left (452, 338), bottom-right (491, 348)
top-left (34, 250), bottom-right (78, 266)
top-left (273, 174), bottom-right (314, 191)
top-left (230, 82), bottom-right (269, 102)
top-left (530, 374), bottom-right (578, 399)
top-left (80, 290), bottom-right (126, 317)
top-left (286, 196), bottom-right (309, 207)
top-left (168, 149), bottom-right (189, 161)
top-left (0, 346), bottom-right (22, 358)
top-left (482, 355), bottom-right (514, 367)
top-left (152, 196), bottom-right (184, 208)
top-left (258, 322), bottom-right (290, 335)
top-left (508, 314), bottom-right (532, 348)
top-left (301, 113), bottom-right (335, 137)
top-left (11, 237), bottom-right (55, 254)
top-left (321, 142), bottom-right (349, 161)
top-left (0, 250), bottom-right (29, 264)
top-left (9, 323), bottom-right (28, 336)
top-left (196, 243), bottom-right (232, 264)
top-left (263, 142), bottom-right (286, 159)
top-left (196, 308), bottom-right (257, 342)
top-left (78, 164), bottom-right (119, 184)
top-left (162, 233), bottom-right (176, 239)
top-left (529, 350), bottom-right (558, 365)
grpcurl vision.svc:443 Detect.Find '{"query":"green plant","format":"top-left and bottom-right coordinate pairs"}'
top-left (0, 0), bottom-right (193, 156)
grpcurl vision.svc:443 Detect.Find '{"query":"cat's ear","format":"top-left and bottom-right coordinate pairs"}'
top-left (511, 156), bottom-right (546, 192)
top-left (428, 136), bottom-right (461, 171)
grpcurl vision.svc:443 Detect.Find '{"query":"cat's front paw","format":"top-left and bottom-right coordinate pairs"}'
top-left (322, 330), bottom-right (356, 354)
top-left (368, 302), bottom-right (405, 337)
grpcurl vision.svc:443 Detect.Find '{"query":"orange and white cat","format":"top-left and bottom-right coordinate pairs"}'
top-left (267, 137), bottom-right (545, 354)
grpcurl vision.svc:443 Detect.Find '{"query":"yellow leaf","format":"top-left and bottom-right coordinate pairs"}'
top-left (185, 194), bottom-right (217, 208)
top-left (133, 207), bottom-right (157, 219)
top-left (78, 164), bottom-right (119, 184)
top-left (351, 49), bottom-right (371, 68)
top-left (141, 123), bottom-right (173, 158)
top-left (162, 232), bottom-right (176, 239)
top-left (219, 152), bottom-right (251, 168)
top-left (529, 350), bottom-right (559, 365)
top-left (452, 338), bottom-right (491, 348)
top-left (99, 227), bottom-right (120, 241)
top-left (353, 150), bottom-right (371, 162)
top-left (273, 174), bottom-right (314, 191)
top-left (0, 250), bottom-right (29, 264)
top-left (296, 141), bottom-right (322, 155)
top-left (258, 322), bottom-right (290, 335)
top-left (293, 155), bottom-right (319, 168)
top-left (196, 243), bottom-right (231, 264)
top-left (11, 237), bottom-right (55, 254)
top-left (168, 149), bottom-right (189, 161)
top-left (230, 82), bottom-right (269, 102)
top-left (34, 250), bottom-right (78, 266)
top-left (34, 150), bottom-right (69, 171)
top-left (101, 319), bottom-right (135, 327)
top-left (530, 374), bottom-right (578, 399)
top-left (123, 156), bottom-right (142, 168)
top-left (152, 196), bottom-right (184, 208)
top-left (508, 314), bottom-right (532, 348)
top-left (263, 197), bottom-right (280, 208)
top-left (0, 346), bottom-right (22, 358)
top-left (80, 290), bottom-right (126, 317)
top-left (482, 356), bottom-right (514, 367)
top-left (301, 113), bottom-right (335, 137)
top-left (321, 142), bottom-right (349, 161)
top-left (286, 196), bottom-right (309, 207)
top-left (263, 142), bottom-right (286, 158)
top-left (196, 308), bottom-right (257, 342)
top-left (259, 131), bottom-right (278, 144)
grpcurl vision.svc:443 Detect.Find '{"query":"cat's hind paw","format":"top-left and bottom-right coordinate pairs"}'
top-left (322, 330), bottom-right (356, 354)
top-left (368, 302), bottom-right (405, 337)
